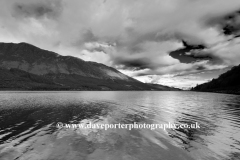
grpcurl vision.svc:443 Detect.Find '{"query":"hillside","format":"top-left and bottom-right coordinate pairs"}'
top-left (0, 42), bottom-right (134, 81)
top-left (0, 42), bottom-right (179, 91)
top-left (146, 83), bottom-right (181, 91)
top-left (192, 64), bottom-right (240, 94)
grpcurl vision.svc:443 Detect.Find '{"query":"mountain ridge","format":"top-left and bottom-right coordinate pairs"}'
top-left (192, 64), bottom-right (240, 95)
top-left (0, 42), bottom-right (134, 81)
top-left (0, 42), bottom-right (180, 91)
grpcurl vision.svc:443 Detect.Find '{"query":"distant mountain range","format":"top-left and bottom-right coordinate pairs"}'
top-left (0, 42), bottom-right (180, 91)
top-left (192, 64), bottom-right (240, 95)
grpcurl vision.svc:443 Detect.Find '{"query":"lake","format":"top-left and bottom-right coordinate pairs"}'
top-left (0, 91), bottom-right (240, 160)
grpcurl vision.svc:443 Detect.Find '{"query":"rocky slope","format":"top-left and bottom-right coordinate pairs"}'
top-left (0, 42), bottom-right (179, 91)
top-left (192, 64), bottom-right (240, 94)
top-left (0, 68), bottom-right (66, 90)
top-left (0, 42), bottom-right (133, 81)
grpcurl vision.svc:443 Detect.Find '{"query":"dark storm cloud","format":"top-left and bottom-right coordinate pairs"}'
top-left (222, 13), bottom-right (240, 36)
top-left (115, 57), bottom-right (151, 70)
top-left (206, 9), bottom-right (240, 37)
top-left (169, 41), bottom-right (212, 63)
top-left (12, 0), bottom-right (62, 19)
top-left (196, 66), bottom-right (206, 70)
top-left (182, 41), bottom-right (205, 50)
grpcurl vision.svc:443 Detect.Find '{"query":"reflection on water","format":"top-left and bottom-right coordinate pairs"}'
top-left (0, 91), bottom-right (240, 160)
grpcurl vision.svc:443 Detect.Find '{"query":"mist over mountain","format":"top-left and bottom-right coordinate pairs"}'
top-left (0, 42), bottom-right (179, 91)
top-left (192, 64), bottom-right (240, 94)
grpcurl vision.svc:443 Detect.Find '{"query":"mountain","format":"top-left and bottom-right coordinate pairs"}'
top-left (0, 42), bottom-right (134, 81)
top-left (0, 42), bottom-right (179, 91)
top-left (192, 64), bottom-right (240, 94)
top-left (0, 67), bottom-right (68, 90)
top-left (146, 83), bottom-right (181, 91)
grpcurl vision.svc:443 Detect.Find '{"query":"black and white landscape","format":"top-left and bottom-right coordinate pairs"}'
top-left (0, 0), bottom-right (240, 160)
top-left (0, 42), bottom-right (179, 91)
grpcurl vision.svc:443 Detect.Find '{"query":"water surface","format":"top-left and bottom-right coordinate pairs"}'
top-left (0, 91), bottom-right (240, 160)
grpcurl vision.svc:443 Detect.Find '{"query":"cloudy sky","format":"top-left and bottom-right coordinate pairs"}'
top-left (1, 0), bottom-right (240, 89)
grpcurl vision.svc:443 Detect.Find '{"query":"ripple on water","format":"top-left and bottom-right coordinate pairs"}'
top-left (0, 91), bottom-right (240, 160)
